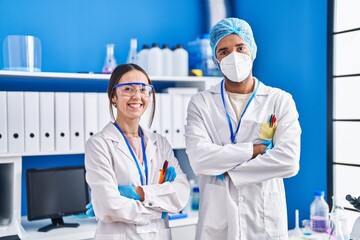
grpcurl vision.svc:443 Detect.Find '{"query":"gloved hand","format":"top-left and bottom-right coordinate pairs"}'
top-left (118, 185), bottom-right (141, 201)
top-left (162, 166), bottom-right (176, 218)
top-left (161, 212), bottom-right (168, 219)
top-left (85, 202), bottom-right (95, 217)
top-left (216, 174), bottom-right (225, 181)
top-left (164, 167), bottom-right (176, 182)
top-left (260, 140), bottom-right (273, 154)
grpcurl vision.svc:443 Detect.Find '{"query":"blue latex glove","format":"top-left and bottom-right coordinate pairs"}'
top-left (260, 140), bottom-right (273, 154)
top-left (161, 212), bottom-right (168, 219)
top-left (118, 185), bottom-right (141, 200)
top-left (85, 202), bottom-right (95, 217)
top-left (164, 167), bottom-right (176, 182)
top-left (162, 166), bottom-right (177, 218)
top-left (216, 174), bottom-right (225, 181)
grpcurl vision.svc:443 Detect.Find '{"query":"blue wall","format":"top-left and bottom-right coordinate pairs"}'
top-left (1, 0), bottom-right (328, 229)
top-left (234, 0), bottom-right (328, 228)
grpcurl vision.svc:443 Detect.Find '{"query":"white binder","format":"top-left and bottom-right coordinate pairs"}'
top-left (24, 92), bottom-right (40, 153)
top-left (84, 93), bottom-right (98, 142)
top-left (7, 91), bottom-right (25, 153)
top-left (40, 92), bottom-right (55, 152)
top-left (0, 92), bottom-right (8, 153)
top-left (150, 93), bottom-right (161, 134)
top-left (163, 88), bottom-right (198, 148)
top-left (55, 92), bottom-right (70, 151)
top-left (97, 93), bottom-right (111, 131)
top-left (159, 93), bottom-right (172, 145)
top-left (69, 92), bottom-right (85, 152)
top-left (171, 93), bottom-right (184, 148)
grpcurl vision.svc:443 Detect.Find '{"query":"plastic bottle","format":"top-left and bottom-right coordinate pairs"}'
top-left (199, 34), bottom-right (220, 76)
top-left (126, 38), bottom-right (138, 64)
top-left (102, 43), bottom-right (117, 74)
top-left (191, 185), bottom-right (200, 211)
top-left (138, 44), bottom-right (150, 72)
top-left (172, 44), bottom-right (189, 76)
top-left (162, 44), bottom-right (173, 76)
top-left (310, 190), bottom-right (329, 233)
top-left (147, 43), bottom-right (163, 76)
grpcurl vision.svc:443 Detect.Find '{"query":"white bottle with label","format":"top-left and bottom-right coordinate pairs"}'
top-left (138, 44), bottom-right (150, 72)
top-left (172, 44), bottom-right (188, 76)
top-left (310, 190), bottom-right (329, 233)
top-left (147, 43), bottom-right (163, 76)
top-left (162, 44), bottom-right (173, 76)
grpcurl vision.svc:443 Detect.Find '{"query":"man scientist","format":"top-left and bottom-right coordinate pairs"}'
top-left (185, 17), bottom-right (301, 239)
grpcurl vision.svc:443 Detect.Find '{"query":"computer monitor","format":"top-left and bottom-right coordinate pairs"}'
top-left (26, 166), bottom-right (89, 232)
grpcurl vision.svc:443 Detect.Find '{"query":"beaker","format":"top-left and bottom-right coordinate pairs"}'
top-left (2, 35), bottom-right (42, 72)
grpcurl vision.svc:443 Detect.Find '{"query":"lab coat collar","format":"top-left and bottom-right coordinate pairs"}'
top-left (209, 77), bottom-right (267, 123)
top-left (101, 122), bottom-right (158, 164)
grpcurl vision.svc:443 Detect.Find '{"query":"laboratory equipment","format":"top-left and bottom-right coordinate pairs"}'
top-left (289, 209), bottom-right (303, 238)
top-left (173, 44), bottom-right (188, 76)
top-left (328, 196), bottom-right (349, 240)
top-left (26, 166), bottom-right (89, 232)
top-left (162, 44), bottom-right (173, 76)
top-left (310, 190), bottom-right (329, 232)
top-left (191, 185), bottom-right (200, 211)
top-left (147, 43), bottom-right (163, 76)
top-left (346, 194), bottom-right (360, 239)
top-left (102, 43), bottom-right (117, 74)
top-left (3, 35), bottom-right (41, 72)
top-left (126, 38), bottom-right (138, 64)
top-left (137, 44), bottom-right (149, 72)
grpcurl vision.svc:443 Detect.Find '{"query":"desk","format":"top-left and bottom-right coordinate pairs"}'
top-left (19, 212), bottom-right (198, 240)
top-left (21, 216), bottom-right (96, 240)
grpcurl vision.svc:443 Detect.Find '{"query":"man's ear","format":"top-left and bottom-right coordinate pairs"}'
top-left (212, 56), bottom-right (220, 69)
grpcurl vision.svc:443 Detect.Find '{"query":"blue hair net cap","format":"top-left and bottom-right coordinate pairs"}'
top-left (210, 18), bottom-right (257, 61)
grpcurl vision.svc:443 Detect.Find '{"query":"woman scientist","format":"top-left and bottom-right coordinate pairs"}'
top-left (85, 63), bottom-right (190, 240)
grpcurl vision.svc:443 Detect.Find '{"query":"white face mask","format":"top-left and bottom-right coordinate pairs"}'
top-left (219, 52), bottom-right (253, 83)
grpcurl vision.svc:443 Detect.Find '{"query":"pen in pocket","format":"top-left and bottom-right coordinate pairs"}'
top-left (158, 160), bottom-right (168, 184)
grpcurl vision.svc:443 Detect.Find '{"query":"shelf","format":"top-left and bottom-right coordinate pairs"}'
top-left (0, 70), bottom-right (221, 83)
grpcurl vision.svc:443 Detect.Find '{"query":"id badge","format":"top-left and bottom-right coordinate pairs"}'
top-left (136, 222), bottom-right (158, 234)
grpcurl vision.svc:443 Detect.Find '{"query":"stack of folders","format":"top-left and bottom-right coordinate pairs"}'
top-left (139, 88), bottom-right (198, 149)
top-left (0, 91), bottom-right (115, 154)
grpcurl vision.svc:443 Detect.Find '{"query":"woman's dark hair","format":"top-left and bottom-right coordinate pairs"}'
top-left (107, 63), bottom-right (156, 128)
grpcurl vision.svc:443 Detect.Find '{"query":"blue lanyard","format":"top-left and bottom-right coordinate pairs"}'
top-left (113, 122), bottom-right (148, 185)
top-left (220, 79), bottom-right (260, 143)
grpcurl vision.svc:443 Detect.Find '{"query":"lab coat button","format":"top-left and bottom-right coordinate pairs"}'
top-left (149, 202), bottom-right (153, 206)
top-left (238, 197), bottom-right (243, 202)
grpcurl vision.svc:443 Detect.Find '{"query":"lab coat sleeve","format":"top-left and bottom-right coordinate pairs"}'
top-left (85, 136), bottom-right (161, 225)
top-left (185, 93), bottom-right (253, 176)
top-left (228, 92), bottom-right (301, 188)
top-left (141, 136), bottom-right (190, 214)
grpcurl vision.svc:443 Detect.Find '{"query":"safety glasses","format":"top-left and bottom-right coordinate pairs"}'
top-left (112, 82), bottom-right (154, 98)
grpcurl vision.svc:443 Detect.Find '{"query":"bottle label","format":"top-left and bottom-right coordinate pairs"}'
top-left (311, 218), bottom-right (327, 232)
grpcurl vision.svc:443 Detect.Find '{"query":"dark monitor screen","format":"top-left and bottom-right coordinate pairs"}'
top-left (26, 166), bottom-right (89, 232)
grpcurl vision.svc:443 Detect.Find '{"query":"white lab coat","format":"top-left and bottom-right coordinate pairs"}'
top-left (85, 122), bottom-right (190, 240)
top-left (185, 79), bottom-right (301, 240)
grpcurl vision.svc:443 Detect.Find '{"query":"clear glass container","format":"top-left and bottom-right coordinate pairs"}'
top-left (102, 44), bottom-right (117, 74)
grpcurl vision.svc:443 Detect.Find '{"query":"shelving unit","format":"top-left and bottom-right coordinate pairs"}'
top-left (0, 71), bottom-right (221, 239)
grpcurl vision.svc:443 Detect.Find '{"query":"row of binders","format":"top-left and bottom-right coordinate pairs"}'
top-left (141, 88), bottom-right (198, 148)
top-left (0, 88), bottom-right (197, 154)
top-left (0, 91), bottom-right (113, 154)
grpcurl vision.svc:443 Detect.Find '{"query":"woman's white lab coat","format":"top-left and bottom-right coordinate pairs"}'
top-left (85, 123), bottom-right (190, 240)
top-left (185, 79), bottom-right (301, 240)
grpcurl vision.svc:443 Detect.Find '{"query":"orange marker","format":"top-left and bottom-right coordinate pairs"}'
top-left (158, 160), bottom-right (168, 184)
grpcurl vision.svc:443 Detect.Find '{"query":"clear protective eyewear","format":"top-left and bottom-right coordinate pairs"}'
top-left (112, 82), bottom-right (154, 98)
